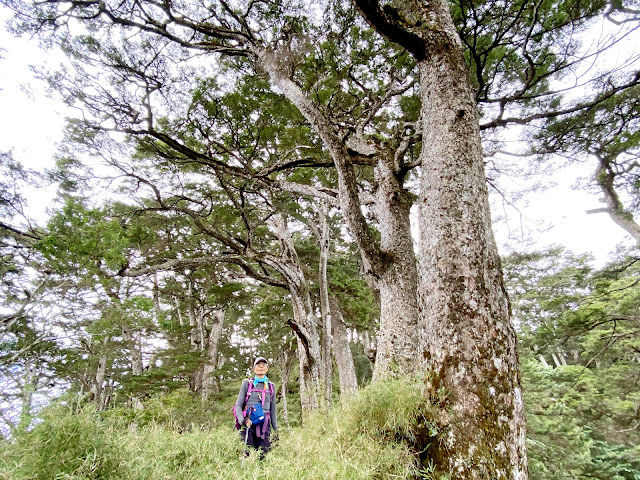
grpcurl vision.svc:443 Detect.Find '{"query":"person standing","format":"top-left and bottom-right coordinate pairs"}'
top-left (234, 357), bottom-right (277, 458)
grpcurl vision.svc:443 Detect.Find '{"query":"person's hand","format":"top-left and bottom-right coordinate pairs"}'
top-left (245, 418), bottom-right (252, 427)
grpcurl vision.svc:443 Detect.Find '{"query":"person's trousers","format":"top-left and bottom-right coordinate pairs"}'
top-left (240, 423), bottom-right (271, 457)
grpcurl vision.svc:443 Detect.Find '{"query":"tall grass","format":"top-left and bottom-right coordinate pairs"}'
top-left (0, 375), bottom-right (437, 480)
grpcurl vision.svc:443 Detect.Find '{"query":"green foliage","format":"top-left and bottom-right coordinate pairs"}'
top-left (328, 252), bottom-right (379, 331)
top-left (38, 198), bottom-right (129, 275)
top-left (523, 361), bottom-right (640, 480)
top-left (101, 388), bottom-right (229, 431)
top-left (351, 342), bottom-right (374, 386)
top-left (505, 247), bottom-right (640, 480)
top-left (0, 376), bottom-right (437, 480)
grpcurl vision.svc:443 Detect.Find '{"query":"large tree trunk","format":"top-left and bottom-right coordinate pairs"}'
top-left (372, 155), bottom-right (420, 378)
top-left (329, 294), bottom-right (358, 399)
top-left (415, 6), bottom-right (527, 480)
top-left (353, 1), bottom-right (528, 478)
top-left (201, 309), bottom-right (225, 401)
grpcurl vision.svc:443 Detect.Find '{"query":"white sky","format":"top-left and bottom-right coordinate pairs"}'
top-left (0, 7), bottom-right (634, 266)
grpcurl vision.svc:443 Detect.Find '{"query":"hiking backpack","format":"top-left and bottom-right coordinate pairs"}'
top-left (232, 379), bottom-right (275, 431)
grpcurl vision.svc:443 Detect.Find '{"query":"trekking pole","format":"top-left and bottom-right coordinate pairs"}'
top-left (241, 420), bottom-right (250, 461)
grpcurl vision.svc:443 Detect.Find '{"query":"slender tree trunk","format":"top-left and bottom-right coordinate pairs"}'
top-left (296, 336), bottom-right (311, 417)
top-left (91, 347), bottom-right (108, 408)
top-left (201, 310), bottom-right (225, 401)
top-left (153, 272), bottom-right (162, 324)
top-left (17, 359), bottom-right (38, 434)
top-left (187, 280), bottom-right (199, 350)
top-left (268, 213), bottom-right (322, 412)
top-left (317, 203), bottom-right (333, 408)
top-left (289, 291), bottom-right (320, 412)
top-left (174, 296), bottom-right (184, 327)
top-left (121, 325), bottom-right (143, 375)
top-left (329, 294), bottom-right (358, 399)
top-left (280, 346), bottom-right (295, 428)
top-left (538, 355), bottom-right (550, 368)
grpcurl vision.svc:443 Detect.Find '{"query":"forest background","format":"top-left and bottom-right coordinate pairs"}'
top-left (0, 0), bottom-right (639, 479)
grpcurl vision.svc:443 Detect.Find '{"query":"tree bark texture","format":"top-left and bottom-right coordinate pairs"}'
top-left (353, 0), bottom-right (528, 478)
top-left (372, 154), bottom-right (420, 378)
top-left (415, 5), bottom-right (528, 480)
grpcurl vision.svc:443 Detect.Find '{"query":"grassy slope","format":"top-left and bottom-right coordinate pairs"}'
top-left (0, 376), bottom-right (437, 480)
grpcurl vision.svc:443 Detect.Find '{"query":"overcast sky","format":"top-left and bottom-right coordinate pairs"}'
top-left (0, 6), bottom-right (634, 266)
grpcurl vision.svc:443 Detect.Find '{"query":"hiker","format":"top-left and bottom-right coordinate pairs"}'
top-left (234, 357), bottom-right (277, 458)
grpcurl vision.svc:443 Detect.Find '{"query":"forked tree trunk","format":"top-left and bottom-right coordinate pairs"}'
top-left (257, 48), bottom-right (420, 379)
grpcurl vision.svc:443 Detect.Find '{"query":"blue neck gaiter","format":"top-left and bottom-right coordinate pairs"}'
top-left (253, 375), bottom-right (268, 388)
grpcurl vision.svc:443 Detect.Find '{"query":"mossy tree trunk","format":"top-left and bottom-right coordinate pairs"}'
top-left (354, 0), bottom-right (528, 478)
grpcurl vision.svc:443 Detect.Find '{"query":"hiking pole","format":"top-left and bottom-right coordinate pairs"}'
top-left (241, 420), bottom-right (250, 461)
